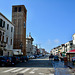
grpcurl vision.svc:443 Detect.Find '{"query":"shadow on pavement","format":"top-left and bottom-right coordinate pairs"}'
top-left (15, 59), bottom-right (53, 68)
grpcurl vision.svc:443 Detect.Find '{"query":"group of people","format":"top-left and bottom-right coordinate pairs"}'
top-left (49, 54), bottom-right (69, 66)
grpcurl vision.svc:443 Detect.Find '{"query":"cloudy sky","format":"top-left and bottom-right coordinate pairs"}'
top-left (0, 0), bottom-right (75, 52)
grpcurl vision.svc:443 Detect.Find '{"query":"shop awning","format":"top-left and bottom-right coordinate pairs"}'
top-left (67, 49), bottom-right (75, 53)
top-left (69, 49), bottom-right (75, 53)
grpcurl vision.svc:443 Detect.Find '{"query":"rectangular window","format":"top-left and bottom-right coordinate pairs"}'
top-left (7, 24), bottom-right (9, 30)
top-left (3, 21), bottom-right (5, 28)
top-left (11, 39), bottom-right (12, 45)
top-left (70, 43), bottom-right (73, 45)
top-left (2, 36), bottom-right (4, 42)
top-left (6, 37), bottom-right (8, 44)
top-left (19, 7), bottom-right (21, 12)
top-left (0, 19), bottom-right (2, 27)
top-left (11, 27), bottom-right (13, 32)
top-left (14, 7), bottom-right (17, 12)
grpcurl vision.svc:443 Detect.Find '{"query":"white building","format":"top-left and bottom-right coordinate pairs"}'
top-left (32, 45), bottom-right (37, 55)
top-left (39, 48), bottom-right (43, 54)
top-left (26, 33), bottom-right (34, 56)
top-left (51, 48), bottom-right (56, 55)
top-left (55, 47), bottom-right (59, 55)
top-left (51, 34), bottom-right (75, 56)
top-left (73, 33), bottom-right (75, 45)
top-left (60, 44), bottom-right (65, 53)
top-left (51, 46), bottom-right (62, 56)
top-left (65, 40), bottom-right (73, 53)
top-left (0, 12), bottom-right (14, 56)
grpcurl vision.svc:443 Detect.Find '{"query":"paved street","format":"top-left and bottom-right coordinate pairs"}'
top-left (0, 56), bottom-right (54, 75)
top-left (0, 67), bottom-right (54, 75)
top-left (16, 56), bottom-right (53, 67)
top-left (0, 56), bottom-right (75, 75)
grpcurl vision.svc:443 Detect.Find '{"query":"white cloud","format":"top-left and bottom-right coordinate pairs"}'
top-left (54, 39), bottom-right (59, 44)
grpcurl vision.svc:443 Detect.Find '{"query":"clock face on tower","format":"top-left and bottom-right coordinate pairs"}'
top-left (24, 22), bottom-right (25, 28)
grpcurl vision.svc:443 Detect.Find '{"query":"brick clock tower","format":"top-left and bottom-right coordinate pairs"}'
top-left (12, 5), bottom-right (27, 56)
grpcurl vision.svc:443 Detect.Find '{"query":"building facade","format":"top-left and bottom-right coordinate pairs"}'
top-left (42, 49), bottom-right (46, 55)
top-left (0, 12), bottom-right (14, 56)
top-left (12, 5), bottom-right (27, 56)
top-left (73, 33), bottom-right (75, 45)
top-left (51, 34), bottom-right (75, 57)
top-left (26, 33), bottom-right (34, 56)
top-left (65, 41), bottom-right (73, 53)
top-left (32, 45), bottom-right (37, 55)
top-left (61, 44), bottom-right (65, 53)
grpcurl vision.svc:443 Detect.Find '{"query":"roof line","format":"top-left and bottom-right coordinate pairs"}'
top-left (0, 12), bottom-right (14, 25)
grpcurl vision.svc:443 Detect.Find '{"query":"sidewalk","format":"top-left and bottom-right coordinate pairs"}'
top-left (52, 60), bottom-right (75, 75)
top-left (54, 68), bottom-right (73, 75)
top-left (68, 62), bottom-right (75, 68)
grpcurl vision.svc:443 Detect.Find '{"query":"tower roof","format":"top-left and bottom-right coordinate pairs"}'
top-left (12, 5), bottom-right (27, 11)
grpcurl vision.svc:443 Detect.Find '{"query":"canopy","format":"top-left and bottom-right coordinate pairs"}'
top-left (69, 49), bottom-right (75, 53)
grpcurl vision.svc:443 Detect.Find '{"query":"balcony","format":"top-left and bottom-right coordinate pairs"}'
top-left (0, 42), bottom-right (6, 47)
top-left (0, 27), bottom-right (5, 32)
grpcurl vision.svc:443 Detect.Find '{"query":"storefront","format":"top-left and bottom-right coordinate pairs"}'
top-left (66, 49), bottom-right (75, 61)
